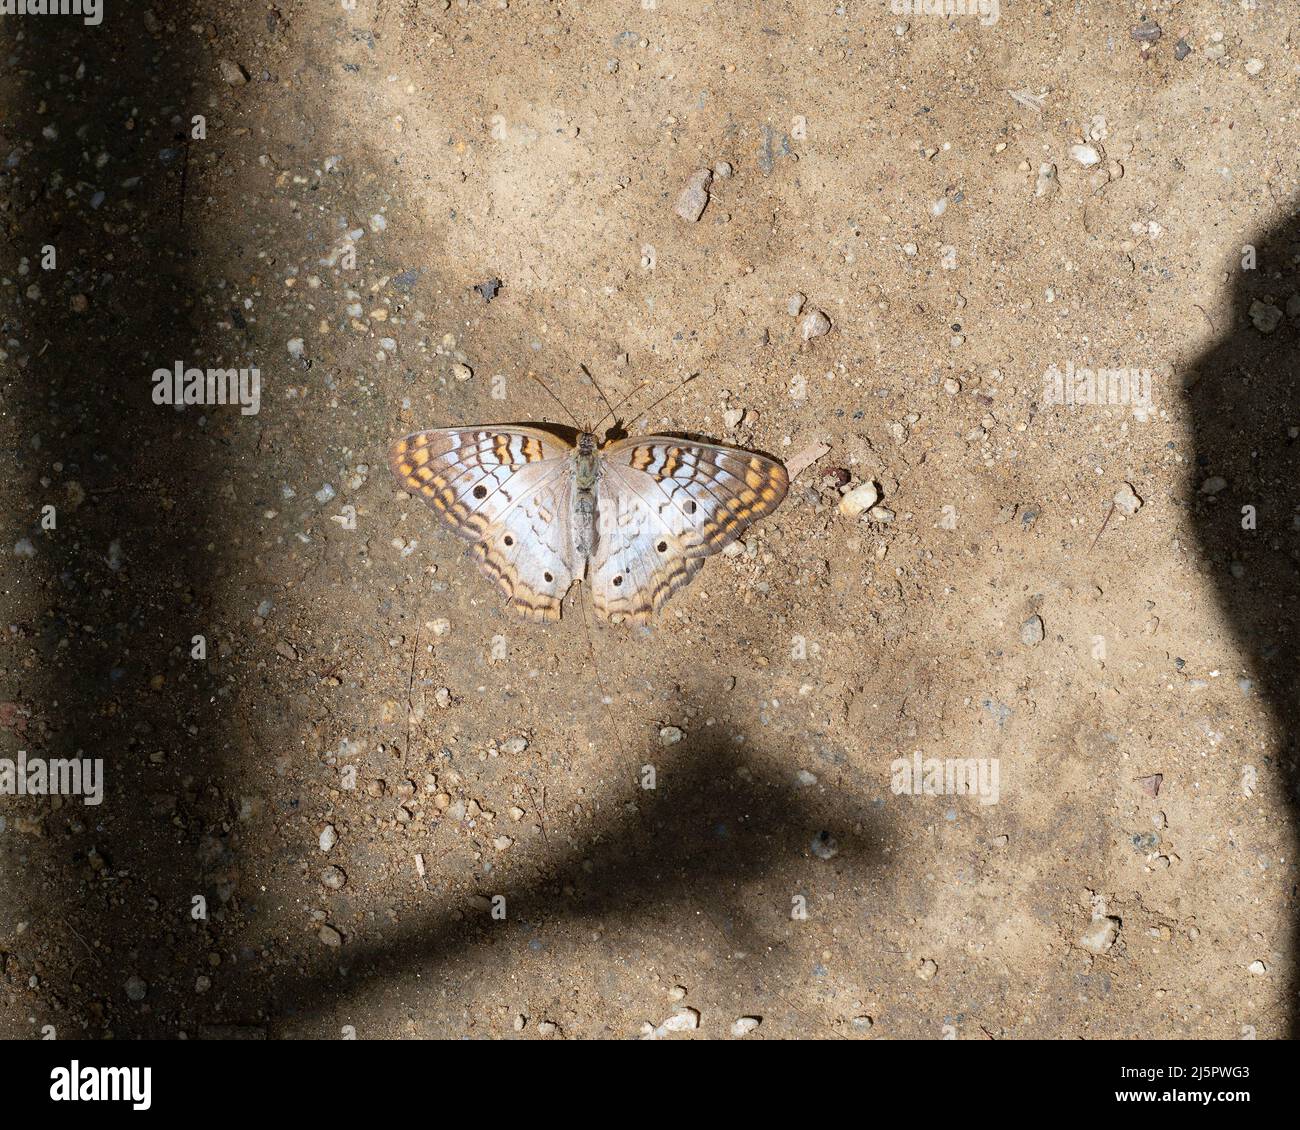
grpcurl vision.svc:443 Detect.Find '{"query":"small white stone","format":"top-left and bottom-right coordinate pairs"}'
top-left (319, 824), bottom-right (338, 853)
top-left (1069, 144), bottom-right (1102, 167)
top-left (730, 1016), bottom-right (761, 1037)
top-left (838, 481), bottom-right (879, 517)
top-left (659, 725), bottom-right (684, 745)
top-left (661, 1007), bottom-right (700, 1032)
top-left (1035, 162), bottom-right (1059, 197)
top-left (1078, 916), bottom-right (1120, 954)
top-left (1113, 482), bottom-right (1143, 516)
top-left (801, 309), bottom-right (831, 340)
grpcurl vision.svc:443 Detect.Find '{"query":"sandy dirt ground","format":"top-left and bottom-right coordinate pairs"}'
top-left (1, 1), bottom-right (1298, 1039)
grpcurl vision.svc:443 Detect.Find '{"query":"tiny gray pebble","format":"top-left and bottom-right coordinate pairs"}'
top-left (811, 831), bottom-right (839, 860)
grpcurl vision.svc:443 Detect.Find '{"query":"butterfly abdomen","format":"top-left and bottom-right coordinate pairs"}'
top-left (571, 442), bottom-right (599, 563)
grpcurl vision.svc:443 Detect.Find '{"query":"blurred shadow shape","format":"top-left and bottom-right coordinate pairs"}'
top-left (1184, 209), bottom-right (1299, 1036)
top-left (268, 691), bottom-right (884, 1036)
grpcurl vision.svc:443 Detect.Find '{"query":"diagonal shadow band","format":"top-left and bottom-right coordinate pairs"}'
top-left (265, 699), bottom-right (886, 1036)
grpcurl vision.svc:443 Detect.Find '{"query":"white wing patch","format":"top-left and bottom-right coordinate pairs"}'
top-left (389, 427), bottom-right (578, 621)
top-left (590, 437), bottom-right (789, 623)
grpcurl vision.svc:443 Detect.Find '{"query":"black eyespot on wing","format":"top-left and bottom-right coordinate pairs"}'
top-left (473, 484), bottom-right (488, 499)
top-left (544, 571), bottom-right (554, 583)
top-left (656, 540), bottom-right (667, 553)
top-left (613, 575), bottom-right (623, 587)
top-left (504, 534), bottom-right (514, 546)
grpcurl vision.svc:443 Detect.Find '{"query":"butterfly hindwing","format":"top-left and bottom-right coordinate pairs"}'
top-left (590, 437), bottom-right (789, 623)
top-left (389, 427), bottom-right (578, 621)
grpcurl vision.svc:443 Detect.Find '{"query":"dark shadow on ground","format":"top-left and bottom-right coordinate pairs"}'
top-left (1183, 210), bottom-right (1300, 1036)
top-left (1, 15), bottom-right (233, 1036)
top-left (267, 688), bottom-right (884, 1036)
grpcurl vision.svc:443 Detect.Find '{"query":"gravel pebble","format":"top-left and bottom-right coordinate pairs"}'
top-left (674, 169), bottom-right (712, 222)
top-left (838, 481), bottom-right (879, 517)
top-left (1079, 916), bottom-right (1120, 954)
top-left (810, 830), bottom-right (839, 860)
top-left (1249, 300), bottom-right (1282, 334)
top-left (1113, 482), bottom-right (1143, 516)
top-left (801, 309), bottom-right (831, 341)
top-left (1034, 162), bottom-right (1059, 198)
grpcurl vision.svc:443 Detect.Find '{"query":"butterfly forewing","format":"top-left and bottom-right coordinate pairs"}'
top-left (590, 437), bottom-right (789, 623)
top-left (389, 427), bottom-right (579, 621)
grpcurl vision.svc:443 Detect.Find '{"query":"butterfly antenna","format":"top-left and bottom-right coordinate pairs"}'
top-left (592, 379), bottom-right (651, 434)
top-left (579, 364), bottom-right (618, 431)
top-left (527, 372), bottom-right (583, 430)
top-left (622, 372), bottom-right (699, 428)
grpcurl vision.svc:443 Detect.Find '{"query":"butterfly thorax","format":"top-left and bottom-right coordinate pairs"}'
top-left (574, 431), bottom-right (599, 487)
top-left (571, 431), bottom-right (600, 562)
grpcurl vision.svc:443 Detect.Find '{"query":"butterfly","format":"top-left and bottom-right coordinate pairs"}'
top-left (388, 424), bottom-right (789, 624)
